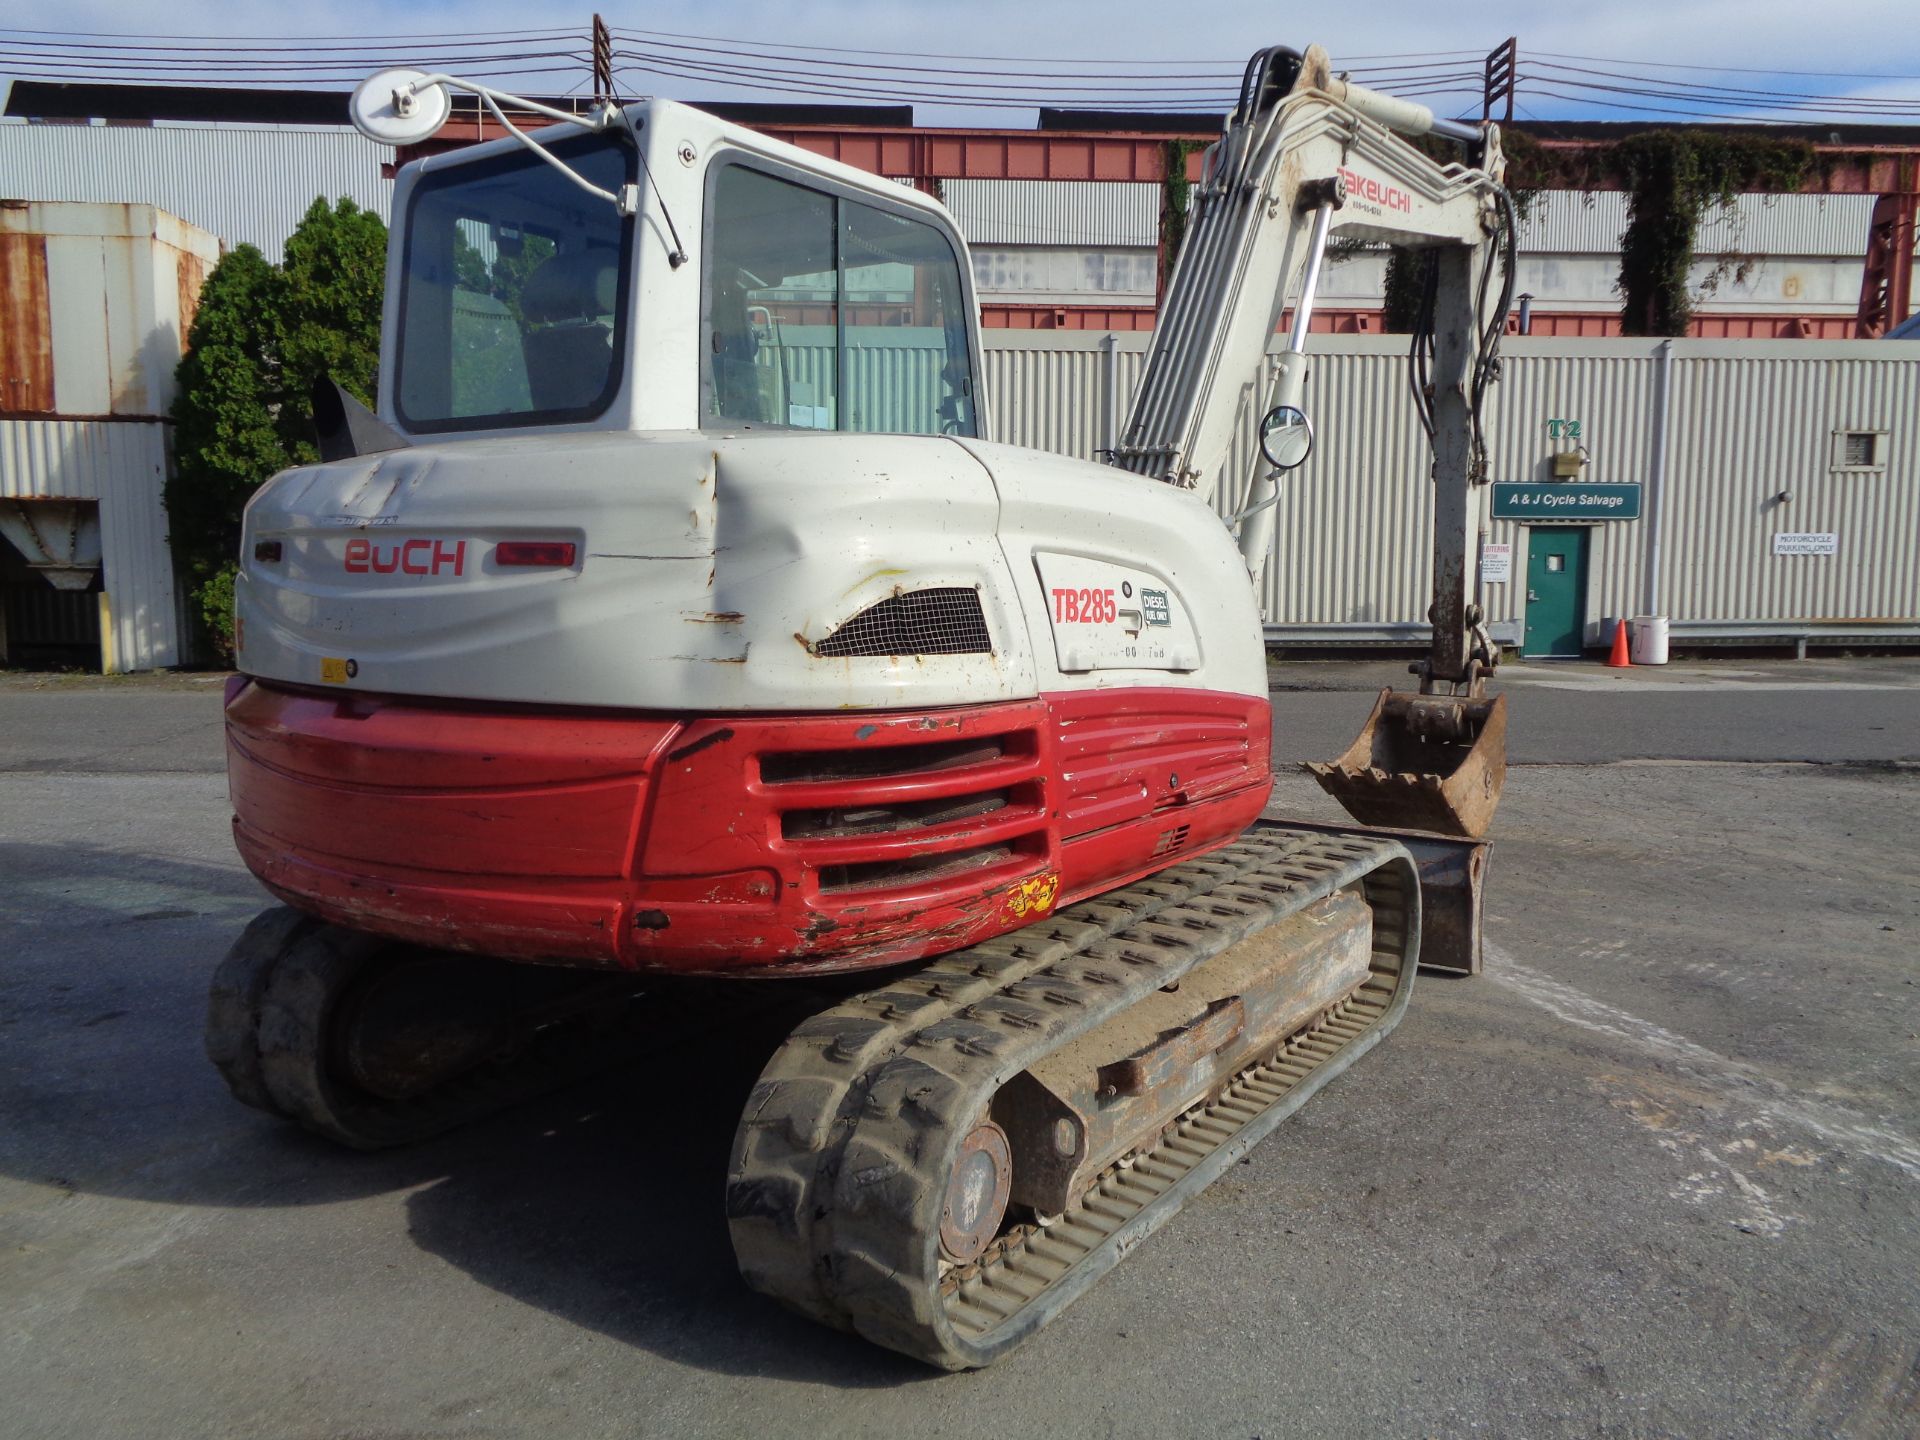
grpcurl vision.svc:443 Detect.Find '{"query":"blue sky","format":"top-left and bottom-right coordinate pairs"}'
top-left (5, 0), bottom-right (1918, 129)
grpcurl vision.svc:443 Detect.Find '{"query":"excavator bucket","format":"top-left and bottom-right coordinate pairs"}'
top-left (1305, 688), bottom-right (1507, 840)
top-left (1273, 815), bottom-right (1492, 975)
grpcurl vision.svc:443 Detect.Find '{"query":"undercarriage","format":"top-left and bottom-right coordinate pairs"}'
top-left (209, 819), bottom-right (1439, 1366)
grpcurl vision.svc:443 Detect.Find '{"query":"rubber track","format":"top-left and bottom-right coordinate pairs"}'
top-left (207, 906), bottom-right (653, 1150)
top-left (725, 821), bottom-right (1421, 1369)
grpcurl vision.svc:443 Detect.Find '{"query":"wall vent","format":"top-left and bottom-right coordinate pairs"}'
top-left (1830, 429), bottom-right (1888, 471)
top-left (812, 587), bottom-right (991, 657)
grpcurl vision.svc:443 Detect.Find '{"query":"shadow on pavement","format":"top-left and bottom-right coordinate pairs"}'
top-left (0, 839), bottom-right (934, 1386)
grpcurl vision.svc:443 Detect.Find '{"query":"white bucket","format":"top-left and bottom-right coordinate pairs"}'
top-left (1629, 615), bottom-right (1670, 665)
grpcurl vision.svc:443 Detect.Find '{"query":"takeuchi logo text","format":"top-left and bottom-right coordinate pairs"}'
top-left (1337, 167), bottom-right (1413, 213)
top-left (344, 537), bottom-right (467, 576)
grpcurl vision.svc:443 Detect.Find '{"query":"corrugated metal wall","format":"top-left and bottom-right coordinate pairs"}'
top-left (0, 419), bottom-right (177, 670)
top-left (0, 122), bottom-right (393, 260)
top-left (940, 184), bottom-right (1894, 261)
top-left (982, 333), bottom-right (1143, 458)
top-left (945, 181), bottom-right (1158, 247)
top-left (1517, 191), bottom-right (1885, 259)
top-left (1661, 349), bottom-right (1920, 622)
top-left (983, 332), bottom-right (1920, 640)
top-left (0, 203), bottom-right (215, 670)
top-left (946, 185), bottom-right (1895, 261)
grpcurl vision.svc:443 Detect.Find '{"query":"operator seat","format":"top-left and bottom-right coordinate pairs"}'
top-left (519, 248), bottom-right (619, 411)
top-left (708, 275), bottom-right (768, 423)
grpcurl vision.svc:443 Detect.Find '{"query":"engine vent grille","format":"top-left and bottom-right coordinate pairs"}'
top-left (819, 843), bottom-right (1015, 894)
top-left (812, 588), bottom-right (991, 658)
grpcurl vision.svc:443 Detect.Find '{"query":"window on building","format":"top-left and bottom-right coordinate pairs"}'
top-left (702, 164), bottom-right (977, 437)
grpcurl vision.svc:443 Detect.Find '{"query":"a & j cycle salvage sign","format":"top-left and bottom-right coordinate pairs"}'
top-left (1491, 482), bottom-right (1643, 521)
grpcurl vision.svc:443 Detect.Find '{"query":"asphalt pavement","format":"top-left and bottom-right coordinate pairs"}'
top-left (2, 659), bottom-right (1916, 1438)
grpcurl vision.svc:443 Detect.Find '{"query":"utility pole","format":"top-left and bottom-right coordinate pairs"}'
top-left (592, 13), bottom-right (613, 107)
top-left (1482, 38), bottom-right (1517, 126)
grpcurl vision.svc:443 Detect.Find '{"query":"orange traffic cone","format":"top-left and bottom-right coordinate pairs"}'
top-left (1606, 618), bottom-right (1632, 668)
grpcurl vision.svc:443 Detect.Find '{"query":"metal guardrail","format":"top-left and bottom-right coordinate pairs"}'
top-left (1265, 619), bottom-right (1920, 657)
top-left (1663, 619), bottom-right (1920, 659)
top-left (1263, 620), bottom-right (1525, 647)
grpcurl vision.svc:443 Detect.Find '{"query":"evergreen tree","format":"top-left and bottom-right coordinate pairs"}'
top-left (166, 198), bottom-right (386, 659)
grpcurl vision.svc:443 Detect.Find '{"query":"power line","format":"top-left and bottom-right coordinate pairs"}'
top-left (5, 24), bottom-right (1914, 129)
top-left (0, 32), bottom-right (583, 54)
top-left (1531, 50), bottom-right (1920, 84)
top-left (617, 62), bottom-right (1233, 112)
top-left (1524, 60), bottom-right (1920, 114)
top-left (614, 26), bottom-right (1485, 67)
top-left (0, 24), bottom-right (575, 42)
top-left (610, 34), bottom-right (1486, 111)
top-left (1519, 86), bottom-right (1864, 126)
top-left (612, 29), bottom-right (1480, 85)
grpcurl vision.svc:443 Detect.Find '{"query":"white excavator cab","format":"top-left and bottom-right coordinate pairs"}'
top-left (370, 98), bottom-right (984, 442)
top-left (359, 93), bottom-right (983, 449)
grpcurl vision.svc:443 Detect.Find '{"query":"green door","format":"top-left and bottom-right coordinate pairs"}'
top-left (1522, 527), bottom-right (1589, 657)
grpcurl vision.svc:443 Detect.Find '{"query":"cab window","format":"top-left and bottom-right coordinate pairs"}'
top-left (702, 164), bottom-right (977, 437)
top-left (396, 132), bottom-right (634, 431)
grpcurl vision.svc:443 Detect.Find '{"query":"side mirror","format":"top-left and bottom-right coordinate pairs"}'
top-left (349, 68), bottom-right (452, 146)
top-left (1258, 404), bottom-right (1314, 471)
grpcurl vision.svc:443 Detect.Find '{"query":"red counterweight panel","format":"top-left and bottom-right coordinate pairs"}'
top-left (226, 681), bottom-right (1271, 977)
top-left (226, 682), bottom-right (682, 962)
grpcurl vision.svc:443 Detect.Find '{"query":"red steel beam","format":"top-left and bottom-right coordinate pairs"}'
top-left (980, 302), bottom-right (1868, 340)
top-left (753, 126), bottom-right (1205, 182)
top-left (760, 128), bottom-right (1920, 194)
top-left (403, 115), bottom-right (1917, 195)
top-left (397, 119), bottom-right (1211, 181)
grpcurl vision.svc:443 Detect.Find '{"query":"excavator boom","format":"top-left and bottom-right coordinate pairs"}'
top-left (1117, 44), bottom-right (1515, 839)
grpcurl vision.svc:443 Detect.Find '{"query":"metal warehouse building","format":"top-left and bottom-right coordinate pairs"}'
top-left (0, 200), bottom-right (218, 671)
top-left (982, 332), bottom-right (1920, 654)
top-left (5, 90), bottom-right (1913, 336)
top-left (2, 92), bottom-right (1915, 669)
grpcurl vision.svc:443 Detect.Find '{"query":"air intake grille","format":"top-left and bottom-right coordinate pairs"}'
top-left (812, 588), bottom-right (991, 658)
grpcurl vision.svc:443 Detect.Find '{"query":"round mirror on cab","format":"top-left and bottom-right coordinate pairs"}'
top-left (1258, 404), bottom-right (1314, 471)
top-left (349, 68), bottom-right (452, 146)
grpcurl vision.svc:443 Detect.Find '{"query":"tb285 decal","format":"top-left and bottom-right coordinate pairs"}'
top-left (1051, 587), bottom-right (1118, 623)
top-left (1050, 585), bottom-right (1173, 627)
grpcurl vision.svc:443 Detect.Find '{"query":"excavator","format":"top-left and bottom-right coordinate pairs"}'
top-left (207, 43), bottom-right (1513, 1368)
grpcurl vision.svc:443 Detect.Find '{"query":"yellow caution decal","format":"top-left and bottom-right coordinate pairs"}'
top-left (320, 657), bottom-right (357, 685)
top-left (1002, 872), bottom-right (1060, 922)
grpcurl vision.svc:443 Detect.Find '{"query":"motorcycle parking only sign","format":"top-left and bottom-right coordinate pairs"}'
top-left (1772, 532), bottom-right (1838, 556)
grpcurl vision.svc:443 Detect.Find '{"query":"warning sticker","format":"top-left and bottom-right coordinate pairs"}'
top-left (1001, 873), bottom-right (1060, 921)
top-left (320, 657), bottom-right (357, 684)
top-left (1141, 588), bottom-right (1172, 627)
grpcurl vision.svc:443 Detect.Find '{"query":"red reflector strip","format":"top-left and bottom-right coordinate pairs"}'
top-left (495, 541), bottom-right (577, 568)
